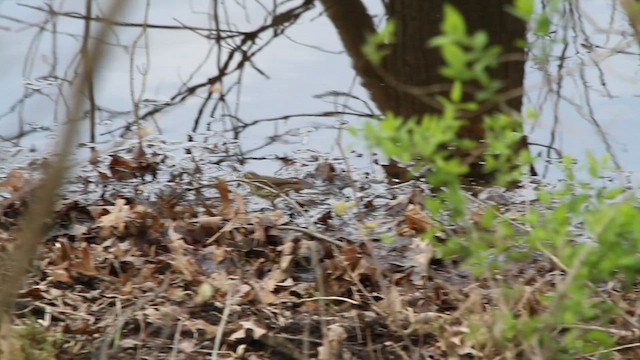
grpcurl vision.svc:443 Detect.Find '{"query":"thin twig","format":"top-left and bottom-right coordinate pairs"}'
top-left (295, 296), bottom-right (359, 305)
top-left (170, 319), bottom-right (183, 360)
top-left (584, 342), bottom-right (640, 357)
top-left (211, 289), bottom-right (232, 360)
top-left (278, 225), bottom-right (344, 247)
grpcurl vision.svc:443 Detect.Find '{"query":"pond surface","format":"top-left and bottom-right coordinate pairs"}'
top-left (525, 0), bottom-right (640, 182)
top-left (1, 0), bottom-right (639, 183)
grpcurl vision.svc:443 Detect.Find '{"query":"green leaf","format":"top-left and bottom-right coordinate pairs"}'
top-left (442, 4), bottom-right (467, 37)
top-left (361, 20), bottom-right (396, 65)
top-left (381, 234), bottom-right (395, 244)
top-left (506, 0), bottom-right (534, 21)
top-left (535, 12), bottom-right (550, 35)
top-left (471, 31), bottom-right (488, 50)
top-left (450, 81), bottom-right (463, 103)
top-left (524, 104), bottom-right (539, 119)
top-left (586, 152), bottom-right (599, 178)
top-left (441, 43), bottom-right (466, 67)
top-left (427, 34), bottom-right (450, 48)
top-left (602, 186), bottom-right (624, 200)
top-left (379, 20), bottom-right (396, 42)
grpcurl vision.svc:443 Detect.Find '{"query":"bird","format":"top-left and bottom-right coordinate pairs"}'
top-left (242, 171), bottom-right (313, 204)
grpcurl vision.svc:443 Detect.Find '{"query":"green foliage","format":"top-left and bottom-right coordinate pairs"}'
top-left (428, 4), bottom-right (503, 99)
top-left (362, 111), bottom-right (466, 185)
top-left (525, 0), bottom-right (566, 65)
top-left (359, 1), bottom-right (640, 358)
top-left (361, 20), bottom-right (395, 66)
top-left (8, 318), bottom-right (55, 360)
top-left (483, 112), bottom-right (531, 184)
top-left (506, 0), bottom-right (534, 21)
top-left (506, 0), bottom-right (552, 36)
top-left (543, 170), bottom-right (640, 287)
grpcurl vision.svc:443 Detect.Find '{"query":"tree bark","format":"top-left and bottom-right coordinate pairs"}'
top-left (319, 0), bottom-right (529, 179)
top-left (318, 0), bottom-right (403, 113)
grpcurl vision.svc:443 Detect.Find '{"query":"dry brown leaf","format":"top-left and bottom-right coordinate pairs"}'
top-left (70, 244), bottom-right (98, 275)
top-left (133, 144), bottom-right (146, 161)
top-left (21, 286), bottom-right (43, 298)
top-left (404, 204), bottom-right (432, 233)
top-left (216, 178), bottom-right (235, 219)
top-left (177, 339), bottom-right (196, 353)
top-left (208, 272), bottom-right (235, 293)
top-left (341, 245), bottom-right (361, 271)
top-left (352, 253), bottom-right (377, 280)
top-left (276, 277), bottom-right (295, 288)
top-left (63, 320), bottom-right (101, 335)
top-left (263, 268), bottom-right (289, 293)
top-left (436, 325), bottom-right (482, 357)
top-left (235, 344), bottom-right (247, 358)
top-left (112, 243), bottom-right (125, 258)
top-left (412, 237), bottom-right (434, 272)
top-left (108, 154), bottom-right (138, 180)
top-left (279, 242), bottom-right (296, 271)
top-left (94, 199), bottom-right (131, 235)
top-left (406, 312), bottom-right (453, 336)
top-left (252, 220), bottom-right (268, 246)
top-left (210, 245), bottom-right (228, 262)
top-left (381, 159), bottom-right (415, 184)
top-left (108, 151), bottom-right (160, 180)
top-left (143, 306), bottom-right (182, 327)
top-left (184, 319), bottom-right (218, 339)
top-left (229, 320), bottom-right (267, 341)
top-left (194, 216), bottom-right (223, 230)
top-left (0, 170), bottom-right (29, 192)
top-left (50, 269), bottom-right (72, 284)
top-left (120, 281), bottom-right (133, 296)
top-left (167, 225), bottom-right (204, 280)
top-left (119, 339), bottom-right (142, 349)
top-left (318, 324), bottom-right (347, 360)
top-left (251, 280), bottom-right (279, 304)
top-left (56, 239), bottom-right (73, 264)
top-left (234, 192), bottom-right (246, 214)
top-left (314, 162), bottom-right (335, 183)
top-left (96, 169), bottom-right (110, 181)
top-left (381, 285), bottom-right (403, 320)
top-left (470, 206), bottom-right (484, 225)
top-left (232, 283), bottom-right (255, 305)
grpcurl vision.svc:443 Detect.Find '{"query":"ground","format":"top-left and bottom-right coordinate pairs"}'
top-left (2, 148), bottom-right (639, 359)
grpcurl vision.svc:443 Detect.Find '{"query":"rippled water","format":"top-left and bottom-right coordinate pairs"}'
top-left (0, 1), bottom-right (639, 183)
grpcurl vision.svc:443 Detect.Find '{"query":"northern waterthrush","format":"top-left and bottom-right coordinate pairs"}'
top-left (243, 171), bottom-right (313, 203)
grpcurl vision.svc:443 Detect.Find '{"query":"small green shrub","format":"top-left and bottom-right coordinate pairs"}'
top-left (359, 1), bottom-right (640, 358)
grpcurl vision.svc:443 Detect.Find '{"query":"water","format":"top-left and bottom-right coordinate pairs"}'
top-left (0, 0), bottom-right (639, 182)
top-left (524, 0), bottom-right (640, 182)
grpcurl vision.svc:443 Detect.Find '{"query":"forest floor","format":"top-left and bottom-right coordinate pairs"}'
top-left (2, 147), bottom-right (639, 359)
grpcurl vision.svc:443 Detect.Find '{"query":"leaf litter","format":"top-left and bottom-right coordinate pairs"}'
top-left (2, 148), bottom-right (640, 359)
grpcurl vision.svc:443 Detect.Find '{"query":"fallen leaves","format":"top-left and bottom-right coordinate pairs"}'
top-left (1, 155), bottom-right (585, 360)
top-left (106, 146), bottom-right (163, 181)
top-left (0, 170), bottom-right (31, 192)
top-left (404, 203), bottom-right (433, 233)
top-left (3, 161), bottom-right (453, 359)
